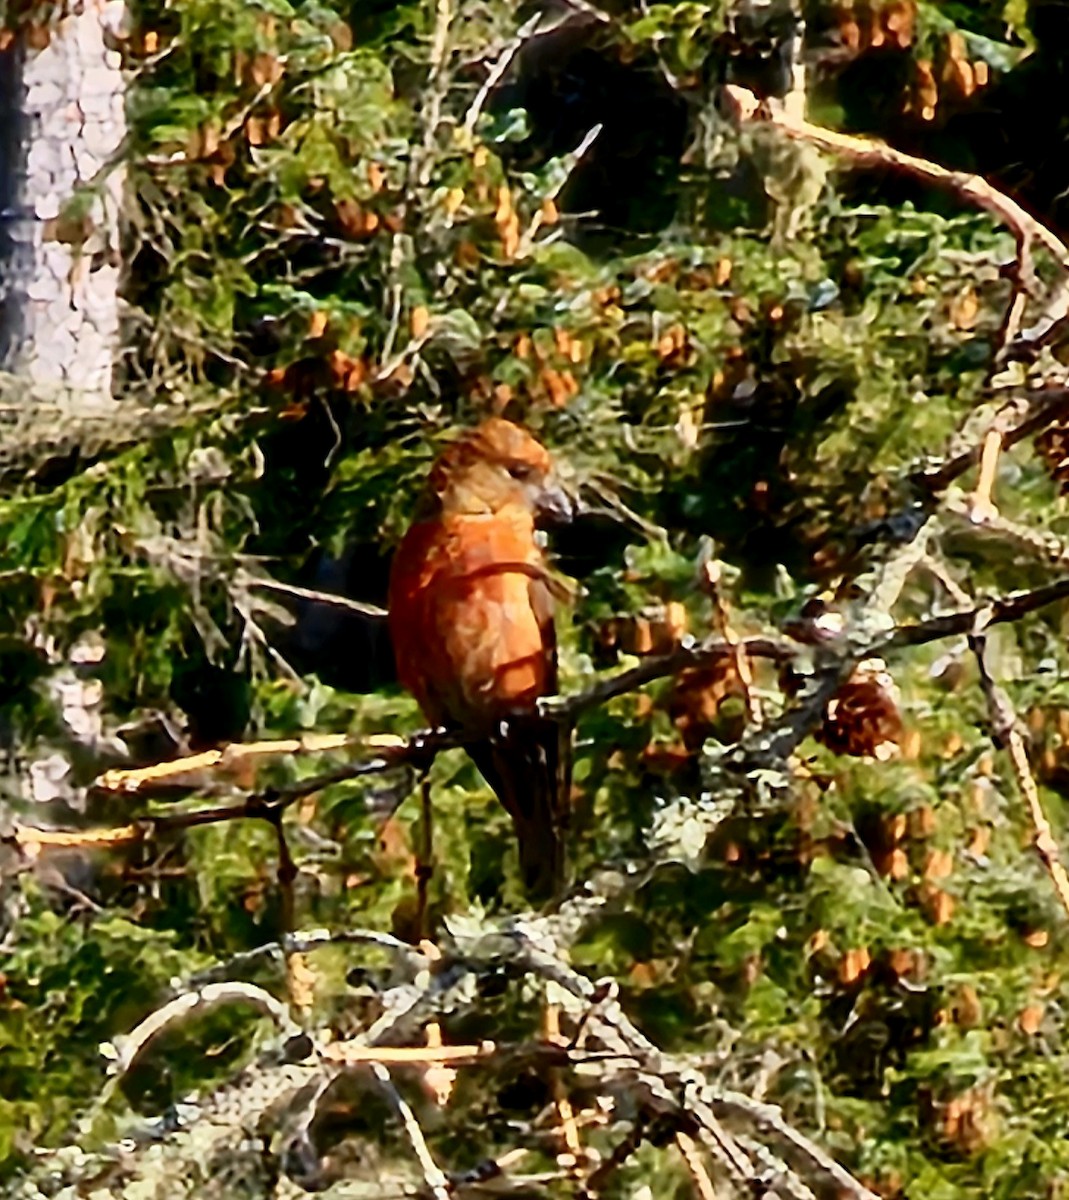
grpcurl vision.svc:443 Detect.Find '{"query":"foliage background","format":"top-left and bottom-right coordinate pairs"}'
top-left (5, 0), bottom-right (1069, 1196)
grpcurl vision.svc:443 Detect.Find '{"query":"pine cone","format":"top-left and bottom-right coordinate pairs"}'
top-left (1035, 419), bottom-right (1069, 493)
top-left (669, 656), bottom-right (747, 750)
top-left (820, 661), bottom-right (903, 759)
top-left (596, 603), bottom-right (689, 658)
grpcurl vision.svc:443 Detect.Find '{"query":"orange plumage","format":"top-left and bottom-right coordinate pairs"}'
top-left (388, 419), bottom-right (572, 897)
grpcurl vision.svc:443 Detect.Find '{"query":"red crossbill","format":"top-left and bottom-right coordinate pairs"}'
top-left (388, 418), bottom-right (573, 897)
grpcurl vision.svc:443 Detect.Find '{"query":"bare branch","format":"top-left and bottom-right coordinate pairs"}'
top-left (884, 576), bottom-right (1069, 650)
top-left (103, 981), bottom-right (300, 1079)
top-left (321, 1041), bottom-right (495, 1066)
top-left (722, 85), bottom-right (1069, 277)
top-left (541, 637), bottom-right (791, 720)
top-left (181, 926), bottom-right (421, 992)
top-left (972, 636), bottom-right (1069, 920)
top-left (11, 569), bottom-right (1069, 868)
top-left (371, 1062), bottom-right (452, 1200)
top-left (96, 732), bottom-right (398, 794)
top-left (921, 387), bottom-right (1069, 493)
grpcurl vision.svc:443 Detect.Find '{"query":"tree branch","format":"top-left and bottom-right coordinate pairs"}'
top-left (721, 85), bottom-right (1069, 277)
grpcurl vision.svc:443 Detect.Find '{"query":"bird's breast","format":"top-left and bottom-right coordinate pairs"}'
top-left (388, 513), bottom-right (552, 729)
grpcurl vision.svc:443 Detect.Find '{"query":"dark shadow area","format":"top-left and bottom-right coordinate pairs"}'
top-left (283, 542), bottom-right (396, 694)
top-left (491, 8), bottom-right (689, 247)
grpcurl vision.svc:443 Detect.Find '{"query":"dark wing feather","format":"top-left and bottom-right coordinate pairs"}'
top-left (527, 565), bottom-right (572, 837)
top-left (468, 571), bottom-right (572, 899)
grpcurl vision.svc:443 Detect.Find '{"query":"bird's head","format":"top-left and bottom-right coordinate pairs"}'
top-left (427, 418), bottom-right (574, 523)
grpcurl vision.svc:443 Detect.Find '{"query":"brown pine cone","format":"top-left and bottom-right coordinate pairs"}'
top-left (669, 656), bottom-right (747, 750)
top-left (1035, 419), bottom-right (1069, 493)
top-left (820, 660), bottom-right (903, 759)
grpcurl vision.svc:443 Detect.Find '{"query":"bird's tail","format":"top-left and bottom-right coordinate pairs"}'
top-left (470, 714), bottom-right (571, 901)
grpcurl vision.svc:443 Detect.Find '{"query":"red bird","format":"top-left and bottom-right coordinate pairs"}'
top-left (388, 419), bottom-right (573, 897)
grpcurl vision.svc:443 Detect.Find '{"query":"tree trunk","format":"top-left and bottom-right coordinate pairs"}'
top-left (0, 0), bottom-right (127, 411)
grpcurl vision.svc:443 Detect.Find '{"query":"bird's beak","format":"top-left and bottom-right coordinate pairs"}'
top-left (534, 477), bottom-right (577, 525)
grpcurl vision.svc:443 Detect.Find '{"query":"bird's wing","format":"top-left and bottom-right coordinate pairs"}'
top-left (528, 565), bottom-right (572, 835)
top-left (526, 559), bottom-right (559, 696)
top-left (466, 564), bottom-right (572, 898)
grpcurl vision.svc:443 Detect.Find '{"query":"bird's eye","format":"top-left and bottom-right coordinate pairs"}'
top-left (508, 463), bottom-right (536, 482)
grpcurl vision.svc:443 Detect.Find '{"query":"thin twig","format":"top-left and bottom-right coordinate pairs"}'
top-left (926, 560), bottom-right (1069, 921)
top-left (712, 1091), bottom-right (878, 1200)
top-left (884, 576), bottom-right (1069, 650)
top-left (371, 1062), bottom-right (452, 1200)
top-left (734, 1134), bottom-right (819, 1200)
top-left (241, 574), bottom-right (388, 619)
top-left (541, 637), bottom-right (790, 721)
top-left (585, 1117), bottom-right (649, 1193)
top-left (701, 557), bottom-right (761, 725)
top-left (992, 260), bottom-right (1031, 365)
top-left (381, 0), bottom-right (452, 365)
top-left (416, 772), bottom-right (435, 942)
top-left (273, 809), bottom-right (298, 916)
top-left (418, 0), bottom-right (453, 187)
top-left (515, 125), bottom-right (602, 257)
top-left (943, 490), bottom-right (1069, 567)
top-left (181, 926), bottom-right (420, 992)
top-left (462, 13), bottom-right (543, 138)
top-left (676, 1131), bottom-right (721, 1200)
top-left (11, 824), bottom-right (144, 852)
top-left (681, 1090), bottom-right (761, 1190)
top-left (418, 941), bottom-right (457, 1107)
top-left (543, 1001), bottom-right (586, 1182)
top-left (972, 631), bottom-right (1069, 920)
top-left (7, 738), bottom-right (449, 857)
